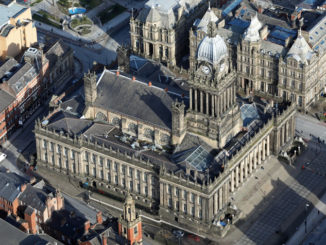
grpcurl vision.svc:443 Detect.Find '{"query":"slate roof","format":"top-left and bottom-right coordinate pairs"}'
top-left (45, 209), bottom-right (88, 240)
top-left (0, 218), bottom-right (63, 245)
top-left (47, 111), bottom-right (93, 135)
top-left (0, 58), bottom-right (18, 80)
top-left (18, 184), bottom-right (49, 212)
top-left (0, 171), bottom-right (25, 203)
top-left (45, 40), bottom-right (72, 68)
top-left (61, 95), bottom-right (85, 116)
top-left (94, 70), bottom-right (180, 130)
top-left (0, 89), bottom-right (15, 113)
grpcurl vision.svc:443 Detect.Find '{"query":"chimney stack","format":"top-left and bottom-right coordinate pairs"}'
top-left (84, 220), bottom-right (91, 233)
top-left (102, 233), bottom-right (108, 245)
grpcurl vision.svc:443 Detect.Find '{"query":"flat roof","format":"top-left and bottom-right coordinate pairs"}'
top-left (0, 2), bottom-right (27, 27)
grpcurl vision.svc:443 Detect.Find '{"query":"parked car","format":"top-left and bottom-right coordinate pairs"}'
top-left (0, 153), bottom-right (7, 162)
top-left (172, 229), bottom-right (184, 238)
top-left (187, 234), bottom-right (200, 241)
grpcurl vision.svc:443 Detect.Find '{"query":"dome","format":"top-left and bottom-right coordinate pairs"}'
top-left (197, 35), bottom-right (228, 65)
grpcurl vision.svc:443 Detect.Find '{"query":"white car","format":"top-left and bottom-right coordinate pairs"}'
top-left (0, 153), bottom-right (7, 162)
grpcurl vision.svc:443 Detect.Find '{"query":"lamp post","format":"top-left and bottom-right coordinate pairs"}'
top-left (305, 203), bottom-right (310, 233)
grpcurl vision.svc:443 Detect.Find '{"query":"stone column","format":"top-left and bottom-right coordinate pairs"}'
top-left (200, 91), bottom-right (203, 113)
top-left (195, 89), bottom-right (198, 112)
top-left (244, 157), bottom-right (248, 179)
top-left (235, 167), bottom-right (239, 188)
top-left (211, 94), bottom-right (215, 117)
top-left (189, 88), bottom-right (193, 110)
top-left (258, 144), bottom-right (261, 165)
top-left (262, 138), bottom-right (266, 161)
top-left (160, 183), bottom-right (164, 207)
top-left (214, 192), bottom-right (218, 214)
top-left (223, 183), bottom-right (228, 206)
top-left (240, 161), bottom-right (244, 183)
top-left (206, 92), bottom-right (209, 115)
top-left (267, 135), bottom-right (270, 157)
top-left (218, 188), bottom-right (223, 210)
top-left (230, 170), bottom-right (235, 192)
top-left (148, 175), bottom-right (152, 198)
top-left (249, 153), bottom-right (253, 174)
top-left (253, 149), bottom-right (257, 169)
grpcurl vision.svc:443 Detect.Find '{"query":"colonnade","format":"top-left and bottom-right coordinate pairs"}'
top-left (189, 86), bottom-right (236, 117)
top-left (229, 135), bottom-right (270, 193)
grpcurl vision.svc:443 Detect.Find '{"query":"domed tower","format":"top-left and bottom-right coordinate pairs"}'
top-left (118, 193), bottom-right (142, 245)
top-left (187, 21), bottom-right (242, 148)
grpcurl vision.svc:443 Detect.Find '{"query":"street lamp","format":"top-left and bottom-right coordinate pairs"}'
top-left (305, 203), bottom-right (310, 233)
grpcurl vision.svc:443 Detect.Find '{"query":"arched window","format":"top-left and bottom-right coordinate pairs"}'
top-left (112, 117), bottom-right (121, 127)
top-left (128, 123), bottom-right (137, 134)
top-left (96, 112), bottom-right (107, 122)
top-left (144, 128), bottom-right (154, 140)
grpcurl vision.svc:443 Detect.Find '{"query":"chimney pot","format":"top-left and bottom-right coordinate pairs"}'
top-left (148, 82), bottom-right (152, 86)
top-left (116, 70), bottom-right (120, 76)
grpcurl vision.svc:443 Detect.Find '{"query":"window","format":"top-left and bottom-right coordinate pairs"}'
top-left (198, 196), bottom-right (202, 205)
top-left (137, 183), bottom-right (140, 193)
top-left (176, 201), bottom-right (179, 212)
top-left (92, 167), bottom-right (96, 177)
top-left (191, 193), bottom-right (195, 203)
top-left (261, 82), bottom-right (265, 91)
top-left (43, 139), bottom-right (47, 148)
top-left (92, 154), bottom-right (96, 164)
top-left (183, 190), bottom-right (187, 200)
top-left (86, 165), bottom-right (89, 175)
top-left (168, 185), bottom-right (171, 194)
top-left (124, 227), bottom-right (127, 234)
top-left (168, 198), bottom-right (172, 207)
top-left (144, 173), bottom-right (148, 182)
top-left (191, 206), bottom-right (195, 216)
top-left (99, 157), bottom-right (103, 167)
top-left (114, 162), bottom-right (118, 171)
top-left (107, 173), bottom-right (111, 183)
top-left (72, 163), bottom-right (76, 173)
top-left (175, 188), bottom-right (179, 196)
top-left (85, 152), bottom-right (89, 161)
top-left (70, 150), bottom-right (75, 159)
top-left (283, 78), bottom-right (287, 87)
top-left (145, 186), bottom-right (148, 196)
top-left (122, 179), bottom-right (126, 188)
top-left (134, 226), bottom-right (138, 234)
top-left (122, 165), bottom-right (126, 175)
top-left (107, 159), bottom-right (111, 169)
top-left (184, 204), bottom-right (187, 214)
top-left (64, 147), bottom-right (68, 156)
top-left (137, 170), bottom-right (140, 179)
top-left (115, 175), bottom-right (118, 185)
top-left (57, 145), bottom-right (61, 153)
top-left (100, 170), bottom-right (103, 179)
top-left (129, 168), bottom-right (133, 177)
top-left (291, 80), bottom-right (295, 89)
top-left (130, 181), bottom-right (133, 191)
top-left (50, 142), bottom-right (54, 151)
top-left (199, 209), bottom-right (202, 219)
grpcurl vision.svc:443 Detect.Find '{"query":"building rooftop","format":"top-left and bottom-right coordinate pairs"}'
top-left (0, 218), bottom-right (63, 245)
top-left (18, 184), bottom-right (51, 212)
top-left (0, 171), bottom-right (25, 203)
top-left (94, 70), bottom-right (185, 130)
top-left (0, 2), bottom-right (27, 27)
top-left (0, 89), bottom-right (15, 113)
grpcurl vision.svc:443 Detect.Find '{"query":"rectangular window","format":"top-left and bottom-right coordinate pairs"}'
top-left (57, 145), bottom-right (61, 153)
top-left (72, 163), bottom-right (76, 173)
top-left (191, 206), bottom-right (195, 216)
top-left (184, 190), bottom-right (187, 200)
top-left (70, 150), bottom-right (75, 159)
top-left (198, 196), bottom-right (202, 205)
top-left (175, 188), bottom-right (179, 196)
top-left (129, 168), bottom-right (133, 177)
top-left (184, 204), bottom-right (187, 214)
top-left (199, 209), bottom-right (202, 219)
top-left (50, 142), bottom-right (54, 151)
top-left (99, 157), bottom-right (103, 167)
top-left (64, 147), bottom-right (68, 156)
top-left (92, 168), bottom-right (96, 177)
top-left (176, 201), bottom-right (179, 212)
top-left (191, 193), bottom-right (194, 203)
top-left (122, 178), bottom-right (126, 188)
top-left (85, 152), bottom-right (89, 161)
top-left (137, 170), bottom-right (140, 179)
top-left (130, 181), bottom-right (133, 191)
top-left (168, 185), bottom-right (171, 194)
top-left (100, 170), bottom-right (103, 179)
top-left (144, 173), bottom-right (148, 182)
top-left (134, 226), bottom-right (138, 234)
top-left (92, 154), bottom-right (96, 164)
top-left (43, 139), bottom-right (47, 148)
top-left (107, 159), bottom-right (111, 169)
top-left (122, 165), bottom-right (126, 175)
top-left (145, 186), bottom-right (148, 196)
top-left (107, 173), bottom-right (111, 183)
top-left (115, 175), bottom-right (118, 184)
top-left (114, 162), bottom-right (118, 172)
top-left (168, 198), bottom-right (172, 208)
top-left (86, 165), bottom-right (89, 175)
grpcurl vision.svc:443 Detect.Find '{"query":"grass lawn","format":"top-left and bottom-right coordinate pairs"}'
top-left (79, 0), bottom-right (102, 10)
top-left (98, 4), bottom-right (126, 24)
top-left (70, 16), bottom-right (92, 28)
top-left (32, 13), bottom-right (61, 29)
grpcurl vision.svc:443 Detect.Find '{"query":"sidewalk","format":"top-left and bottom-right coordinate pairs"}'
top-left (286, 191), bottom-right (326, 245)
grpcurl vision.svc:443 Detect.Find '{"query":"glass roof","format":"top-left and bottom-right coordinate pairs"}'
top-left (185, 146), bottom-right (213, 171)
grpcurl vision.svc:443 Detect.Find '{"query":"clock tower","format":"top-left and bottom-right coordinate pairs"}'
top-left (186, 21), bottom-right (242, 148)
